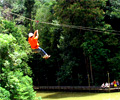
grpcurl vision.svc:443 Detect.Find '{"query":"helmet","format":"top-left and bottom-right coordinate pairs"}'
top-left (29, 33), bottom-right (33, 37)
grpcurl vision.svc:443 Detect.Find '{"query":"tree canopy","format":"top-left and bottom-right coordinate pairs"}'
top-left (0, 0), bottom-right (120, 99)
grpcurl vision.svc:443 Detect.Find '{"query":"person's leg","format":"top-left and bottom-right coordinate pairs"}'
top-left (32, 47), bottom-right (50, 59)
top-left (37, 47), bottom-right (47, 57)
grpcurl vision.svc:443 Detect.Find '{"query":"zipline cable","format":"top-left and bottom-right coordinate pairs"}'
top-left (2, 9), bottom-right (120, 35)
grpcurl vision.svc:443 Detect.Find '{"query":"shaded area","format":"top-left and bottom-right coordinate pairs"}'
top-left (36, 91), bottom-right (98, 99)
top-left (36, 91), bottom-right (120, 100)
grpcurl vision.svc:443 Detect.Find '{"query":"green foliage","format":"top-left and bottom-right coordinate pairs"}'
top-left (5, 71), bottom-right (36, 100)
top-left (0, 0), bottom-right (25, 13)
top-left (0, 19), bottom-right (31, 53)
top-left (33, 0), bottom-right (55, 29)
top-left (53, 0), bottom-right (120, 85)
top-left (24, 0), bottom-right (35, 31)
top-left (1, 0), bottom-right (120, 87)
top-left (0, 18), bottom-right (35, 100)
top-left (32, 0), bottom-right (120, 86)
top-left (36, 96), bottom-right (42, 100)
top-left (0, 33), bottom-right (35, 100)
top-left (54, 0), bottom-right (106, 27)
top-left (53, 0), bottom-right (108, 85)
top-left (0, 20), bottom-right (31, 75)
top-left (11, 0), bottom-right (25, 13)
top-left (31, 0), bottom-right (62, 86)
top-left (106, 0), bottom-right (120, 18)
top-left (0, 87), bottom-right (10, 100)
top-left (105, 0), bottom-right (120, 31)
top-left (0, 0), bottom-right (26, 24)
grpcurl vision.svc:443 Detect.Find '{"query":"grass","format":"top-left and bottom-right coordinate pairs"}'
top-left (36, 91), bottom-right (120, 100)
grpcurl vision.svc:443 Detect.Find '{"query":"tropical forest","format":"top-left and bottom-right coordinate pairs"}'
top-left (0, 0), bottom-right (120, 100)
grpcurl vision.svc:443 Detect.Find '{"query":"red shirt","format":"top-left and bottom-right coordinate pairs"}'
top-left (113, 80), bottom-right (116, 84)
top-left (28, 31), bottom-right (39, 49)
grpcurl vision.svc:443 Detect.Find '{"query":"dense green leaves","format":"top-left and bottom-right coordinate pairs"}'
top-left (5, 71), bottom-right (35, 100)
top-left (0, 87), bottom-right (10, 100)
top-left (24, 0), bottom-right (35, 31)
top-left (0, 18), bottom-right (35, 100)
top-left (0, 0), bottom-right (120, 92)
top-left (53, 0), bottom-right (120, 85)
top-left (30, 0), bottom-right (120, 86)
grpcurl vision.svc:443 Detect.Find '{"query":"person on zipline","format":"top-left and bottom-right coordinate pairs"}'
top-left (28, 30), bottom-right (50, 59)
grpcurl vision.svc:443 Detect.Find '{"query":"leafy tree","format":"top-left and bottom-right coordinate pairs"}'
top-left (24, 0), bottom-right (35, 32)
top-left (0, 0), bottom-right (25, 13)
top-left (53, 0), bottom-right (120, 85)
top-left (0, 18), bottom-right (36, 100)
top-left (1, 0), bottom-right (120, 87)
top-left (0, 87), bottom-right (10, 100)
top-left (105, 0), bottom-right (120, 30)
top-left (30, 0), bottom-right (62, 86)
top-left (0, 0), bottom-right (25, 22)
top-left (5, 71), bottom-right (35, 100)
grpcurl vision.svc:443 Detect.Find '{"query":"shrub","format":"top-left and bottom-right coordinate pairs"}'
top-left (0, 19), bottom-right (35, 100)
top-left (0, 87), bottom-right (10, 100)
top-left (5, 71), bottom-right (36, 100)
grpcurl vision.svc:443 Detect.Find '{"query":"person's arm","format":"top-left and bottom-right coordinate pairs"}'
top-left (33, 30), bottom-right (39, 39)
top-left (36, 30), bottom-right (39, 38)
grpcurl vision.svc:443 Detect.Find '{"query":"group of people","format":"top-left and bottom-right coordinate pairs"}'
top-left (101, 80), bottom-right (119, 88)
top-left (110, 80), bottom-right (119, 88)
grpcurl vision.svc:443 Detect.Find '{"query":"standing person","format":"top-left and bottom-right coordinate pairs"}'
top-left (113, 80), bottom-right (117, 87)
top-left (116, 81), bottom-right (119, 87)
top-left (28, 30), bottom-right (50, 59)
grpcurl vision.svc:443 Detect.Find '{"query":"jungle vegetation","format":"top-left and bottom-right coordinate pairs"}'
top-left (0, 0), bottom-right (120, 99)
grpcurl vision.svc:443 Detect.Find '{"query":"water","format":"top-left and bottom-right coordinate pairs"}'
top-left (36, 91), bottom-right (120, 100)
